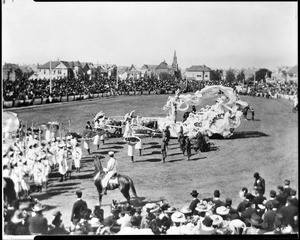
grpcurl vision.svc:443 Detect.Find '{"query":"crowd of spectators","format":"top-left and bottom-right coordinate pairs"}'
top-left (3, 76), bottom-right (184, 102)
top-left (4, 173), bottom-right (298, 235)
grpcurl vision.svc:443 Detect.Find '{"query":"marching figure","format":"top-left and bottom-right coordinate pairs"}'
top-left (57, 143), bottom-right (67, 182)
top-left (32, 155), bottom-right (46, 192)
top-left (66, 144), bottom-right (74, 179)
top-left (101, 151), bottom-right (117, 195)
top-left (73, 142), bottom-right (83, 173)
top-left (83, 136), bottom-right (92, 155)
top-left (161, 137), bottom-right (167, 163)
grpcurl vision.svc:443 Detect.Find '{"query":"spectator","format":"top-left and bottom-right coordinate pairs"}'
top-left (253, 172), bottom-right (265, 195)
top-left (189, 190), bottom-right (200, 215)
top-left (70, 190), bottom-right (88, 227)
top-left (48, 210), bottom-right (69, 235)
top-left (28, 203), bottom-right (48, 235)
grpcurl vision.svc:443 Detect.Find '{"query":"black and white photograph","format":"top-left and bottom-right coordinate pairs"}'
top-left (2, 0), bottom-right (298, 237)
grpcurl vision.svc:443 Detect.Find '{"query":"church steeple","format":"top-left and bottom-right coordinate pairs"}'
top-left (172, 50), bottom-right (178, 74)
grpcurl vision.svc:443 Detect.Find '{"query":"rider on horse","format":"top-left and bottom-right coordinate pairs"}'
top-left (101, 151), bottom-right (117, 195)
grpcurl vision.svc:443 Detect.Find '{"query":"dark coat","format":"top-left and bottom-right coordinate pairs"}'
top-left (28, 213), bottom-right (48, 235)
top-left (240, 208), bottom-right (257, 223)
top-left (253, 195), bottom-right (267, 207)
top-left (71, 199), bottom-right (88, 223)
top-left (253, 176), bottom-right (265, 195)
top-left (279, 204), bottom-right (298, 229)
top-left (237, 199), bottom-right (250, 213)
top-left (276, 193), bottom-right (288, 209)
top-left (262, 210), bottom-right (277, 231)
top-left (189, 198), bottom-right (200, 215)
top-left (265, 199), bottom-right (280, 210)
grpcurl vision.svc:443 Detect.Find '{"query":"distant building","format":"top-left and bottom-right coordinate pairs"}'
top-left (287, 65), bottom-right (298, 82)
top-left (126, 64), bottom-right (141, 80)
top-left (2, 63), bottom-right (20, 81)
top-left (140, 64), bottom-right (157, 78)
top-left (185, 65), bottom-right (212, 81)
top-left (270, 66), bottom-right (289, 82)
top-left (156, 60), bottom-right (170, 75)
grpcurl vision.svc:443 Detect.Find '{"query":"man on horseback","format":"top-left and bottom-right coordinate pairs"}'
top-left (101, 151), bottom-right (117, 195)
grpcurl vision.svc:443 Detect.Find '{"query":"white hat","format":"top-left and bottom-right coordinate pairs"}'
top-left (171, 211), bottom-right (186, 223)
top-left (108, 151), bottom-right (114, 156)
top-left (210, 214), bottom-right (223, 227)
top-left (216, 206), bottom-right (230, 215)
top-left (180, 206), bottom-right (192, 214)
top-left (228, 219), bottom-right (247, 234)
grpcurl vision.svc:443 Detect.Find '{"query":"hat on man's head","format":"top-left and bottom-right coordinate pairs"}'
top-left (253, 172), bottom-right (259, 178)
top-left (108, 151), bottom-right (114, 156)
top-left (75, 189), bottom-right (82, 196)
top-left (278, 185), bottom-right (284, 191)
top-left (214, 190), bottom-right (220, 197)
top-left (284, 179), bottom-right (290, 186)
top-left (225, 198), bottom-right (232, 206)
top-left (270, 190), bottom-right (277, 198)
top-left (190, 190), bottom-right (199, 197)
top-left (53, 210), bottom-right (62, 217)
top-left (290, 189), bottom-right (297, 196)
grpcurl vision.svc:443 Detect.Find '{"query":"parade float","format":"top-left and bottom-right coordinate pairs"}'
top-left (91, 85), bottom-right (249, 140)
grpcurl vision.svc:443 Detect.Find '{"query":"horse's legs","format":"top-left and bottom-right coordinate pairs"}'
top-left (120, 188), bottom-right (131, 205)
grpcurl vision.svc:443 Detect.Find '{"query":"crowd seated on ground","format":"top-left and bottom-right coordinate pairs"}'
top-left (3, 173), bottom-right (298, 235)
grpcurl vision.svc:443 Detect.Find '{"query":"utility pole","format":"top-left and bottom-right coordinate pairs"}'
top-left (50, 60), bottom-right (52, 94)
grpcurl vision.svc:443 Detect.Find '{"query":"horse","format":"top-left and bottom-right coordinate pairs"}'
top-left (93, 155), bottom-right (139, 206)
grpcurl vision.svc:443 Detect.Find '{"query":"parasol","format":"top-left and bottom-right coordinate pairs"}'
top-left (80, 129), bottom-right (99, 139)
top-left (3, 111), bottom-right (20, 134)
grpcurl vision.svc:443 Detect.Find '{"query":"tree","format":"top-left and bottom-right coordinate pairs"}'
top-left (236, 70), bottom-right (245, 84)
top-left (210, 69), bottom-right (222, 81)
top-left (225, 69), bottom-right (236, 83)
top-left (255, 68), bottom-right (271, 83)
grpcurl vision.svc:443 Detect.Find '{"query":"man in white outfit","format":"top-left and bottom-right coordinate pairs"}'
top-left (101, 151), bottom-right (117, 195)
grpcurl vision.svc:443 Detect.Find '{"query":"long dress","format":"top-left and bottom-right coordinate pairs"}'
top-left (127, 144), bottom-right (134, 157)
top-left (57, 149), bottom-right (67, 175)
top-left (134, 137), bottom-right (142, 150)
top-left (32, 162), bottom-right (45, 186)
top-left (73, 146), bottom-right (82, 169)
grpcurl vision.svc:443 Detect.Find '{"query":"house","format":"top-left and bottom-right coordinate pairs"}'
top-left (185, 65), bottom-right (212, 81)
top-left (270, 66), bottom-right (289, 82)
top-left (287, 65), bottom-right (298, 82)
top-left (126, 64), bottom-right (141, 80)
top-left (156, 60), bottom-right (170, 75)
top-left (140, 64), bottom-right (157, 78)
top-left (2, 63), bottom-right (21, 81)
top-left (37, 61), bottom-right (73, 79)
top-left (117, 66), bottom-right (129, 80)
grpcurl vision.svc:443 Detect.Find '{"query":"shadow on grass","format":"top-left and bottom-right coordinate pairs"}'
top-left (188, 156), bottom-right (207, 161)
top-left (73, 173), bottom-right (94, 180)
top-left (145, 142), bottom-right (159, 145)
top-left (101, 145), bottom-right (124, 149)
top-left (167, 158), bottom-right (184, 163)
top-left (43, 204), bottom-right (57, 212)
top-left (168, 152), bottom-right (183, 156)
top-left (142, 151), bottom-right (161, 156)
top-left (30, 190), bottom-right (70, 201)
top-left (144, 145), bottom-right (161, 150)
top-left (49, 182), bottom-right (81, 188)
top-left (209, 131), bottom-right (269, 139)
top-left (136, 158), bottom-right (162, 163)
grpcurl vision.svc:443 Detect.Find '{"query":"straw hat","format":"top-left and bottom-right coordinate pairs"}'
top-left (165, 206), bottom-right (177, 214)
top-left (195, 203), bottom-right (208, 213)
top-left (180, 206), bottom-right (192, 214)
top-left (171, 211), bottom-right (186, 223)
top-left (216, 206), bottom-right (230, 216)
top-left (210, 214), bottom-right (223, 227)
top-left (32, 203), bottom-right (45, 212)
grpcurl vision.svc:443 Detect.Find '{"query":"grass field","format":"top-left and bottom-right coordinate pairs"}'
top-left (8, 94), bottom-right (298, 228)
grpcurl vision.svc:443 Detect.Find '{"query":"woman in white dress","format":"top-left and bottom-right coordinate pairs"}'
top-left (73, 142), bottom-right (82, 172)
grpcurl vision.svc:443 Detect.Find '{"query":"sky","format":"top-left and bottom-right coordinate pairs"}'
top-left (2, 1), bottom-right (298, 70)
